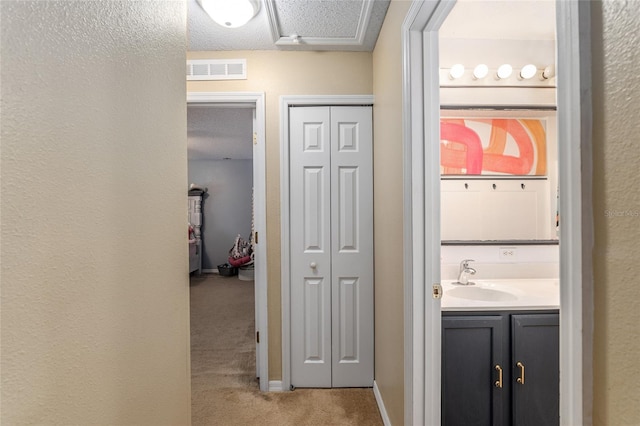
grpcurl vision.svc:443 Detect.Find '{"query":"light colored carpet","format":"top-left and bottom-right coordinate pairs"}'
top-left (190, 274), bottom-right (384, 426)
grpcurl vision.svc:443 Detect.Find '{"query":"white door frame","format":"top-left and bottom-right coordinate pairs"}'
top-left (280, 95), bottom-right (375, 391)
top-left (402, 2), bottom-right (593, 425)
top-left (187, 91), bottom-right (269, 392)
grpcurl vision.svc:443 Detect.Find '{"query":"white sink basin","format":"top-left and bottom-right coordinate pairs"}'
top-left (447, 285), bottom-right (518, 302)
top-left (441, 279), bottom-right (559, 311)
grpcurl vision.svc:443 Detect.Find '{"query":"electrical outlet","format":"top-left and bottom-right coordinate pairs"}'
top-left (499, 247), bottom-right (518, 261)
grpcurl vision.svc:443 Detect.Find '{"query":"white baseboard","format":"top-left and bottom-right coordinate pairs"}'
top-left (373, 380), bottom-right (392, 426)
top-left (268, 380), bottom-right (284, 392)
top-left (202, 268), bottom-right (218, 274)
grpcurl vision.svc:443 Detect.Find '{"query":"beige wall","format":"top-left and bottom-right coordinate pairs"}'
top-left (0, 2), bottom-right (191, 424)
top-left (372, 1), bottom-right (411, 425)
top-left (591, 1), bottom-right (640, 424)
top-left (187, 50), bottom-right (373, 379)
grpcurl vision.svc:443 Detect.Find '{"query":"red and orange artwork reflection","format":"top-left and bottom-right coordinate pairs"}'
top-left (440, 118), bottom-right (547, 175)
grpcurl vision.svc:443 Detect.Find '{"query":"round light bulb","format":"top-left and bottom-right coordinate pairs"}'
top-left (497, 64), bottom-right (513, 80)
top-left (519, 64), bottom-right (537, 80)
top-left (473, 64), bottom-right (489, 80)
top-left (542, 65), bottom-right (556, 80)
top-left (449, 64), bottom-right (465, 80)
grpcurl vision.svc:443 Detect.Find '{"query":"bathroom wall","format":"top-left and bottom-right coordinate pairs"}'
top-left (439, 14), bottom-right (559, 246)
top-left (438, 77), bottom-right (559, 288)
top-left (188, 159), bottom-right (253, 270)
top-left (441, 245), bottom-right (559, 280)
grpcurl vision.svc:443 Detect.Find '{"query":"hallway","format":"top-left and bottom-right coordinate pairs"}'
top-left (190, 274), bottom-right (383, 425)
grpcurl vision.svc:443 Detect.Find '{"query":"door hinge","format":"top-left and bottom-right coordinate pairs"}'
top-left (432, 283), bottom-right (443, 299)
top-left (253, 132), bottom-right (257, 145)
top-left (254, 231), bottom-right (258, 244)
top-left (256, 331), bottom-right (259, 343)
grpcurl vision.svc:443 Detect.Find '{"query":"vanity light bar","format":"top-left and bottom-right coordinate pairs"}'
top-left (441, 63), bottom-right (556, 87)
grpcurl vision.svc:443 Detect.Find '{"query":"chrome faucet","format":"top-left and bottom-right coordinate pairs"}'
top-left (455, 259), bottom-right (476, 285)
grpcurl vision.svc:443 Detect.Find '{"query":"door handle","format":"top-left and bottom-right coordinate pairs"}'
top-left (516, 361), bottom-right (525, 384)
top-left (309, 262), bottom-right (317, 269)
top-left (494, 364), bottom-right (503, 388)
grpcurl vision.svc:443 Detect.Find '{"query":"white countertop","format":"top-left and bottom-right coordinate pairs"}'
top-left (441, 278), bottom-right (559, 311)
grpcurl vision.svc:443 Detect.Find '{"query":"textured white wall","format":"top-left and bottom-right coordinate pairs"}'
top-left (1, 2), bottom-right (190, 424)
top-left (592, 1), bottom-right (640, 424)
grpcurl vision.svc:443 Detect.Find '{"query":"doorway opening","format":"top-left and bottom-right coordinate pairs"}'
top-left (438, 2), bottom-right (560, 425)
top-left (187, 92), bottom-right (268, 394)
top-left (402, 1), bottom-right (592, 425)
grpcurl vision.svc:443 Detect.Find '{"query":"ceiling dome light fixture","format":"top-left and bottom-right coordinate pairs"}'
top-left (496, 64), bottom-right (513, 80)
top-left (519, 64), bottom-right (538, 80)
top-left (198, 0), bottom-right (260, 28)
top-left (449, 64), bottom-right (465, 80)
top-left (473, 64), bottom-right (489, 80)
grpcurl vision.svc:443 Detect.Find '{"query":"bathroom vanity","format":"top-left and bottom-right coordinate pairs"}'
top-left (441, 279), bottom-right (559, 426)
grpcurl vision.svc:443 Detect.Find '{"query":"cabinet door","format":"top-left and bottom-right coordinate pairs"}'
top-left (442, 316), bottom-right (508, 426)
top-left (511, 314), bottom-right (559, 426)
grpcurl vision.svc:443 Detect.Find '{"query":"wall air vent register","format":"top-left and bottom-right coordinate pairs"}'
top-left (186, 59), bottom-right (247, 81)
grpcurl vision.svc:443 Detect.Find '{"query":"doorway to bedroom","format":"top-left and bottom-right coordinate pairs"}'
top-left (186, 93), bottom-right (269, 421)
top-left (187, 104), bottom-right (255, 277)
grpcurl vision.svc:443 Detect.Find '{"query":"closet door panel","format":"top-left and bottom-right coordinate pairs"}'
top-left (290, 107), bottom-right (332, 388)
top-left (330, 106), bottom-right (374, 387)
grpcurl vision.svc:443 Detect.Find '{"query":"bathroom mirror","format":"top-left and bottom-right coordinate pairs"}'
top-left (440, 109), bottom-right (558, 244)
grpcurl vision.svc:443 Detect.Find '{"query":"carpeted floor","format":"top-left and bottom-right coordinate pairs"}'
top-left (190, 274), bottom-right (384, 426)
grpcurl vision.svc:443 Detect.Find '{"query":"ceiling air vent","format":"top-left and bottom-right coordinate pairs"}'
top-left (186, 59), bottom-right (247, 81)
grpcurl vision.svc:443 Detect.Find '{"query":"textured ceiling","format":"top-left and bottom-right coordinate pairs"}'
top-left (188, 0), bottom-right (390, 52)
top-left (276, 0), bottom-right (364, 37)
top-left (187, 106), bottom-right (254, 160)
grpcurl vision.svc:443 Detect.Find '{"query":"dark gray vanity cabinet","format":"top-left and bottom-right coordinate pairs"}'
top-left (442, 311), bottom-right (559, 426)
top-left (442, 315), bottom-right (510, 426)
top-left (511, 314), bottom-right (559, 426)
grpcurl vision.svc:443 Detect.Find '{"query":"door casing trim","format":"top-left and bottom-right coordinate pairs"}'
top-left (187, 91), bottom-right (269, 392)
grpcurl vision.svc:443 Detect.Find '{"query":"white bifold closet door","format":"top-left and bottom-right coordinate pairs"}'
top-left (290, 106), bottom-right (373, 388)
